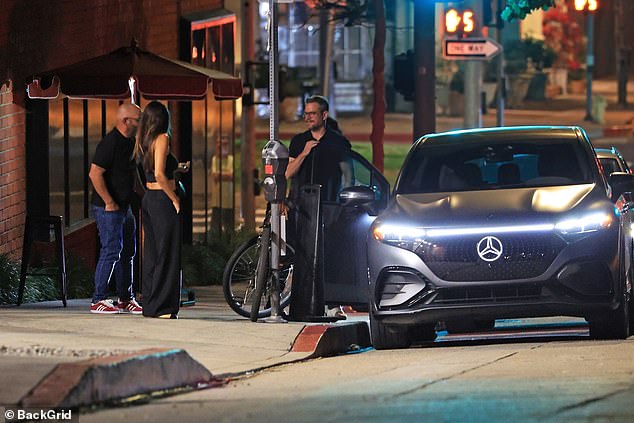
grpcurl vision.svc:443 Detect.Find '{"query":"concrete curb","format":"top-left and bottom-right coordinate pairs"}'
top-left (291, 321), bottom-right (371, 357)
top-left (20, 348), bottom-right (213, 408)
top-left (16, 322), bottom-right (370, 409)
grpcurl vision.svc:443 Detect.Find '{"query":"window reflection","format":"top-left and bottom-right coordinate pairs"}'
top-left (190, 17), bottom-right (236, 241)
top-left (48, 99), bottom-right (64, 219)
top-left (68, 100), bottom-right (84, 224)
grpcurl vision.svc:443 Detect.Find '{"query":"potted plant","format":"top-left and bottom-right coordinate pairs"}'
top-left (542, 1), bottom-right (584, 95)
top-left (523, 37), bottom-right (556, 101)
top-left (567, 60), bottom-right (586, 94)
top-left (503, 39), bottom-right (534, 108)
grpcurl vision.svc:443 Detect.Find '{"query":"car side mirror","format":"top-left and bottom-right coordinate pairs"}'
top-left (608, 172), bottom-right (634, 198)
top-left (338, 186), bottom-right (376, 207)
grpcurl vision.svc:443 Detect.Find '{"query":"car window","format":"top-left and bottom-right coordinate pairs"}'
top-left (324, 150), bottom-right (390, 209)
top-left (396, 138), bottom-right (594, 194)
top-left (599, 158), bottom-right (622, 175)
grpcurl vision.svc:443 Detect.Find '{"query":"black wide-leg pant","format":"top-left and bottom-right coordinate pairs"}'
top-left (141, 190), bottom-right (181, 317)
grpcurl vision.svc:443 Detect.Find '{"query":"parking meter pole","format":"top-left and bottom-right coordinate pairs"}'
top-left (259, 0), bottom-right (288, 323)
top-left (266, 202), bottom-right (282, 323)
top-left (262, 140), bottom-right (288, 323)
top-left (268, 0), bottom-right (279, 141)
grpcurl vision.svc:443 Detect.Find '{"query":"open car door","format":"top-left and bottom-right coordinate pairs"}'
top-left (322, 150), bottom-right (390, 307)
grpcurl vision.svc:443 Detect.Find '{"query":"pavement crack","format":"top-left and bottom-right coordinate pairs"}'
top-left (545, 385), bottom-right (634, 419)
top-left (389, 351), bottom-right (518, 399)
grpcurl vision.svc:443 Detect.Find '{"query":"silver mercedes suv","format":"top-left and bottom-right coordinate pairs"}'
top-left (367, 126), bottom-right (634, 349)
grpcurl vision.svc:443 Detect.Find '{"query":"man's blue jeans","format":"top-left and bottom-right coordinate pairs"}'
top-left (92, 205), bottom-right (136, 303)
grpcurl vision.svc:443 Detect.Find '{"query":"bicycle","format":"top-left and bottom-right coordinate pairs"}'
top-left (222, 206), bottom-right (294, 319)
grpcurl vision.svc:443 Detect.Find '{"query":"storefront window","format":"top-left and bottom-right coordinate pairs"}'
top-left (186, 12), bottom-right (237, 242)
top-left (48, 98), bottom-right (116, 227)
top-left (48, 99), bottom-right (65, 220)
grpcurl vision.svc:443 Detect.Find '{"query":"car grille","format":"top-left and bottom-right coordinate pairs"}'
top-left (433, 284), bottom-right (543, 304)
top-left (415, 233), bottom-right (566, 281)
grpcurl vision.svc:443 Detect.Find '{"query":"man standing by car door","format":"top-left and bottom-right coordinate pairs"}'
top-left (88, 103), bottom-right (143, 315)
top-left (286, 95), bottom-right (352, 320)
top-left (286, 95), bottom-right (352, 200)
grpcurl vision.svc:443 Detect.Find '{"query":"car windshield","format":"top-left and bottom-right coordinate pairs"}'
top-left (396, 137), bottom-right (595, 194)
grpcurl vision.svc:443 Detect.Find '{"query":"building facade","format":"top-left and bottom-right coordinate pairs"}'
top-left (1, 0), bottom-right (240, 265)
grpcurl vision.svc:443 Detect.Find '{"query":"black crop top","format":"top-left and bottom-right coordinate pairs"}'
top-left (146, 153), bottom-right (178, 182)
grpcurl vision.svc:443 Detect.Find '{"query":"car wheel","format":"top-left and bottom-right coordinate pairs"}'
top-left (369, 311), bottom-right (411, 350)
top-left (589, 253), bottom-right (631, 340)
top-left (445, 319), bottom-right (495, 334)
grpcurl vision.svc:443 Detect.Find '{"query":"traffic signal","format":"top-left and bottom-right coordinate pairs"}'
top-left (444, 8), bottom-right (475, 36)
top-left (574, 0), bottom-right (598, 11)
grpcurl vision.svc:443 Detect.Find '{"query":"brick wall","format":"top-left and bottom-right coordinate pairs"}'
top-left (0, 0), bottom-right (223, 259)
top-left (0, 80), bottom-right (26, 258)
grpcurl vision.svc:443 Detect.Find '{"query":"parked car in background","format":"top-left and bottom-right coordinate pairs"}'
top-left (595, 147), bottom-right (631, 176)
top-left (365, 126), bottom-right (634, 349)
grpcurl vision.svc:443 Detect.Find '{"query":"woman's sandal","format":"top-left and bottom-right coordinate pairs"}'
top-left (158, 313), bottom-right (178, 319)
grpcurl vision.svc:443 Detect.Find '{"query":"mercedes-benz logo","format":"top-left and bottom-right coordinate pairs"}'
top-left (476, 236), bottom-right (503, 262)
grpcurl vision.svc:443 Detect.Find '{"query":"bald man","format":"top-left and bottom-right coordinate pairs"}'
top-left (88, 103), bottom-right (143, 315)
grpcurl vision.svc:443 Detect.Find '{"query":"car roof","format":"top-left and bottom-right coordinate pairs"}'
top-left (416, 126), bottom-right (584, 146)
top-left (595, 147), bottom-right (622, 160)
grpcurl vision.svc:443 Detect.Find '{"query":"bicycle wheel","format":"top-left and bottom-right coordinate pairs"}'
top-left (223, 233), bottom-right (294, 319)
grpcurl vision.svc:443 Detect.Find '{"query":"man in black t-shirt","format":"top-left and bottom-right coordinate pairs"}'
top-left (88, 103), bottom-right (142, 315)
top-left (286, 95), bottom-right (353, 320)
top-left (286, 96), bottom-right (352, 202)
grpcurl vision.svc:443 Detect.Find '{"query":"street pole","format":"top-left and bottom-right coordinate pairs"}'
top-left (495, 0), bottom-right (505, 127)
top-left (265, 0), bottom-right (285, 323)
top-left (464, 0), bottom-right (483, 129)
top-left (584, 11), bottom-right (594, 121)
top-left (413, 0), bottom-right (436, 138)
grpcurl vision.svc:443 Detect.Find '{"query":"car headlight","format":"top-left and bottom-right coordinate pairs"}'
top-left (555, 212), bottom-right (613, 235)
top-left (372, 224), bottom-right (426, 252)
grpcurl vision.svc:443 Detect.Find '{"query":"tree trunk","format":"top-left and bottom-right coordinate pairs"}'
top-left (370, 0), bottom-right (385, 172)
top-left (614, 0), bottom-right (631, 108)
top-left (319, 8), bottom-right (336, 99)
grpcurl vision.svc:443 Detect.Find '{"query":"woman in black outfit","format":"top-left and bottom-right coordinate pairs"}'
top-left (134, 101), bottom-right (181, 319)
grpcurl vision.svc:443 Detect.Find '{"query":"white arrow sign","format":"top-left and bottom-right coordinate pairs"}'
top-left (443, 38), bottom-right (502, 61)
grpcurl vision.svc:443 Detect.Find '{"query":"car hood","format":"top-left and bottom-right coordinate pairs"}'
top-left (387, 184), bottom-right (605, 225)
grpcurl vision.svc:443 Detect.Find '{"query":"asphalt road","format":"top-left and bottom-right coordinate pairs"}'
top-left (79, 318), bottom-right (634, 423)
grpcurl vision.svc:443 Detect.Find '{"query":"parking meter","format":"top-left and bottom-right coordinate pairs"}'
top-left (260, 140), bottom-right (288, 323)
top-left (261, 140), bottom-right (288, 202)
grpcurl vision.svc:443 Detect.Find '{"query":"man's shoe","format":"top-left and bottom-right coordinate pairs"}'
top-left (90, 299), bottom-right (120, 314)
top-left (325, 305), bottom-right (347, 320)
top-left (117, 298), bottom-right (143, 314)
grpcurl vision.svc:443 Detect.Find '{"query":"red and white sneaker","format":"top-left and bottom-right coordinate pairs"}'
top-left (90, 299), bottom-right (120, 314)
top-left (117, 298), bottom-right (143, 314)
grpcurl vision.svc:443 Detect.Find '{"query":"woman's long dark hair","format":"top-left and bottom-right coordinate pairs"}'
top-left (134, 101), bottom-right (171, 172)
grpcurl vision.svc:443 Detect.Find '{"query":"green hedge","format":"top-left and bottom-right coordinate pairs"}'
top-left (182, 228), bottom-right (256, 287)
top-left (0, 253), bottom-right (93, 305)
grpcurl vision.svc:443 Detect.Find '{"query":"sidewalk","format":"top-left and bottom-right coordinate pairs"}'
top-left (255, 79), bottom-right (633, 143)
top-left (0, 287), bottom-right (370, 409)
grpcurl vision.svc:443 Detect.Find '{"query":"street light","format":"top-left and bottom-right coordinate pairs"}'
top-left (574, 0), bottom-right (599, 121)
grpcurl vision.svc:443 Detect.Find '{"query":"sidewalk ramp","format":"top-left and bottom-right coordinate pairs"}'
top-left (20, 348), bottom-right (213, 408)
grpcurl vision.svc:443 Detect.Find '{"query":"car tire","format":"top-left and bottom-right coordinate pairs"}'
top-left (369, 311), bottom-right (411, 350)
top-left (589, 296), bottom-right (630, 339)
top-left (589, 249), bottom-right (631, 340)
